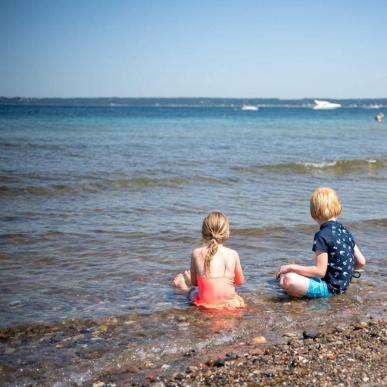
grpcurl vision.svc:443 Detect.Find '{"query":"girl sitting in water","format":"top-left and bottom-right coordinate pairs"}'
top-left (276, 187), bottom-right (366, 298)
top-left (174, 211), bottom-right (246, 309)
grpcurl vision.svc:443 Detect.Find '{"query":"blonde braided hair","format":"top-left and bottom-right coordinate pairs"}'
top-left (201, 212), bottom-right (230, 274)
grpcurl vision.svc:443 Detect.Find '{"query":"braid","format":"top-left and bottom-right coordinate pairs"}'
top-left (204, 238), bottom-right (218, 274)
top-left (201, 211), bottom-right (230, 274)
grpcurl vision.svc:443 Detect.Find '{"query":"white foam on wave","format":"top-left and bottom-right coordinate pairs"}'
top-left (302, 161), bottom-right (338, 168)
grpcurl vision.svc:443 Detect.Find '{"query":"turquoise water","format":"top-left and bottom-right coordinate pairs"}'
top-left (1, 103), bottom-right (387, 384)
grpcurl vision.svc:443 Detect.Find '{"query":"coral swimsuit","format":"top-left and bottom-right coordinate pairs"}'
top-left (193, 275), bottom-right (245, 309)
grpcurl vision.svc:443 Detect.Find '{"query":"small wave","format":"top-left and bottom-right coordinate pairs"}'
top-left (0, 175), bottom-right (228, 198)
top-left (0, 142), bottom-right (63, 151)
top-left (364, 218), bottom-right (387, 227)
top-left (233, 218), bottom-right (387, 238)
top-left (0, 233), bottom-right (33, 245)
top-left (233, 159), bottom-right (387, 176)
top-left (233, 224), bottom-right (315, 237)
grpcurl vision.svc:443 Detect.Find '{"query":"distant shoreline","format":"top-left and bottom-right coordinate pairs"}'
top-left (1, 96), bottom-right (387, 108)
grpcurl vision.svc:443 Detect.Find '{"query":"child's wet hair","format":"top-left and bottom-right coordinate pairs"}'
top-left (310, 187), bottom-right (342, 222)
top-left (201, 212), bottom-right (230, 274)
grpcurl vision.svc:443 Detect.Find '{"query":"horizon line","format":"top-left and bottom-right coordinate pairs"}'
top-left (1, 96), bottom-right (387, 100)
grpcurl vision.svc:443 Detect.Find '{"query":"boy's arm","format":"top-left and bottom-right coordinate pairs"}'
top-left (234, 252), bottom-right (245, 285)
top-left (276, 251), bottom-right (328, 278)
top-left (354, 244), bottom-right (366, 269)
top-left (190, 253), bottom-right (198, 286)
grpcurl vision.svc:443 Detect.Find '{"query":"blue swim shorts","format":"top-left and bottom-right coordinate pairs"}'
top-left (306, 277), bottom-right (332, 298)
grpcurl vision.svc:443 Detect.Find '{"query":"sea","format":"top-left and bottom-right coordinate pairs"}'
top-left (0, 98), bottom-right (386, 385)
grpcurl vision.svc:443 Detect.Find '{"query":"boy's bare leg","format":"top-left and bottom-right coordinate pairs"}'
top-left (280, 272), bottom-right (309, 297)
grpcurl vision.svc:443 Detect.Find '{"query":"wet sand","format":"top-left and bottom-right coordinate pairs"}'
top-left (1, 296), bottom-right (385, 386)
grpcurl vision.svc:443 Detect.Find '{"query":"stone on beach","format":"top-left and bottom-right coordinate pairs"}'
top-left (303, 330), bottom-right (319, 339)
top-left (251, 335), bottom-right (267, 344)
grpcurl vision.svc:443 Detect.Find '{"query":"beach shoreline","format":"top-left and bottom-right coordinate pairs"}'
top-left (0, 289), bottom-right (386, 385)
top-left (102, 318), bottom-right (386, 386)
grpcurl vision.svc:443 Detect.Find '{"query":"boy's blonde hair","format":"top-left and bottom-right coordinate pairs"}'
top-left (310, 187), bottom-right (342, 222)
top-left (202, 211), bottom-right (230, 274)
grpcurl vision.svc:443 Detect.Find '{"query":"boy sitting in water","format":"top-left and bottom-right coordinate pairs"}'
top-left (276, 187), bottom-right (366, 298)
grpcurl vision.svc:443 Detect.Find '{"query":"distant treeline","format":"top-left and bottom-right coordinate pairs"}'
top-left (0, 97), bottom-right (386, 107)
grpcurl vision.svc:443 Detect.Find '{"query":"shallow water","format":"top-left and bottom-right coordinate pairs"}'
top-left (0, 103), bottom-right (387, 384)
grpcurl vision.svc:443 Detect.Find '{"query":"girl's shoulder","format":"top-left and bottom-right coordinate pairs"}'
top-left (192, 246), bottom-right (205, 259)
top-left (221, 246), bottom-right (239, 259)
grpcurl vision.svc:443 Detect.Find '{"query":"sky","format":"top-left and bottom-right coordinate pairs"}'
top-left (0, 0), bottom-right (386, 98)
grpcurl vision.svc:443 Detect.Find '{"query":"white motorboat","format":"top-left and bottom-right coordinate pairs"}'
top-left (374, 112), bottom-right (384, 122)
top-left (241, 104), bottom-right (258, 111)
top-left (313, 100), bottom-right (341, 110)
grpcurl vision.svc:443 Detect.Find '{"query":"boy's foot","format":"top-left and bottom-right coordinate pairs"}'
top-left (174, 273), bottom-right (188, 290)
top-left (184, 270), bottom-right (192, 286)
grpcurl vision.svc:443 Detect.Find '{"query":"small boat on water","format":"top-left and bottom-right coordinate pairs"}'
top-left (241, 104), bottom-right (259, 111)
top-left (374, 112), bottom-right (384, 122)
top-left (313, 100), bottom-right (341, 110)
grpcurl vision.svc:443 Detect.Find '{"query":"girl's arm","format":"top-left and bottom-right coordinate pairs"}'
top-left (354, 244), bottom-right (366, 269)
top-left (276, 251), bottom-right (328, 278)
top-left (190, 253), bottom-right (198, 286)
top-left (234, 252), bottom-right (245, 285)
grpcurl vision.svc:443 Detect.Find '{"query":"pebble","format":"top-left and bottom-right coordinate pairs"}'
top-left (213, 358), bottom-right (225, 367)
top-left (173, 372), bottom-right (184, 380)
top-left (354, 321), bottom-right (368, 330)
top-left (143, 361), bottom-right (155, 368)
top-left (329, 340), bottom-right (343, 346)
top-left (251, 348), bottom-right (264, 356)
top-left (225, 352), bottom-right (238, 360)
top-left (251, 336), bottom-right (267, 344)
top-left (303, 330), bottom-right (319, 339)
top-left (150, 382), bottom-right (165, 387)
top-left (283, 332), bottom-right (298, 338)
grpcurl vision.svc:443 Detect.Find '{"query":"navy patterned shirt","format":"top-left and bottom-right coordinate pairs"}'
top-left (312, 220), bottom-right (356, 294)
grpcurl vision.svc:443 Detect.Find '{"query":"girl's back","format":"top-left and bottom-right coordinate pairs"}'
top-left (192, 245), bottom-right (237, 278)
top-left (192, 245), bottom-right (244, 308)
